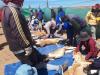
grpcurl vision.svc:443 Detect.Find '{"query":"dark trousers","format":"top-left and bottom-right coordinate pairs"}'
top-left (67, 27), bottom-right (75, 46)
top-left (15, 48), bottom-right (47, 67)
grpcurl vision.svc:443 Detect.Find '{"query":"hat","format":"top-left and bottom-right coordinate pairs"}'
top-left (79, 31), bottom-right (90, 41)
top-left (2, 0), bottom-right (24, 6)
top-left (95, 4), bottom-right (100, 9)
top-left (15, 64), bottom-right (38, 75)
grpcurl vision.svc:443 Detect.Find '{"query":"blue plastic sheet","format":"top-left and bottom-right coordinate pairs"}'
top-left (5, 44), bottom-right (73, 75)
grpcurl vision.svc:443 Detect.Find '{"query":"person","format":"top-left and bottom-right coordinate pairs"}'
top-left (85, 5), bottom-right (99, 40)
top-left (95, 4), bottom-right (100, 39)
top-left (43, 18), bottom-right (56, 38)
top-left (56, 14), bottom-right (88, 46)
top-left (56, 7), bottom-right (65, 27)
top-left (1, 0), bottom-right (48, 66)
top-left (29, 9), bottom-right (34, 21)
top-left (34, 9), bottom-right (38, 19)
top-left (68, 14), bottom-right (91, 46)
top-left (55, 15), bottom-right (75, 46)
top-left (37, 9), bottom-right (44, 22)
top-left (37, 9), bottom-right (44, 31)
top-left (51, 8), bottom-right (56, 20)
top-left (75, 30), bottom-right (99, 60)
top-left (29, 16), bottom-right (39, 31)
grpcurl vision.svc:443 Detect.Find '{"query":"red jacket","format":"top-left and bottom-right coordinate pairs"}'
top-left (76, 37), bottom-right (98, 60)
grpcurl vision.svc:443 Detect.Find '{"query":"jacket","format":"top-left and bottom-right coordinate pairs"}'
top-left (85, 11), bottom-right (97, 25)
top-left (76, 37), bottom-right (98, 60)
top-left (1, 3), bottom-right (33, 52)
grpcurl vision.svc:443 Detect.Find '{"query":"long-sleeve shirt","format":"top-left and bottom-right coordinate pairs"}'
top-left (1, 3), bottom-right (34, 52)
top-left (76, 37), bottom-right (98, 60)
top-left (85, 11), bottom-right (97, 25)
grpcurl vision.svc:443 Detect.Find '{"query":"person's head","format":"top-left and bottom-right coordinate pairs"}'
top-left (91, 4), bottom-right (100, 16)
top-left (2, 0), bottom-right (24, 7)
top-left (38, 8), bottom-right (42, 12)
top-left (61, 15), bottom-right (69, 22)
top-left (51, 9), bottom-right (54, 12)
top-left (58, 7), bottom-right (63, 13)
top-left (91, 6), bottom-right (96, 13)
top-left (95, 4), bottom-right (100, 9)
top-left (79, 30), bottom-right (90, 41)
top-left (35, 9), bottom-right (37, 12)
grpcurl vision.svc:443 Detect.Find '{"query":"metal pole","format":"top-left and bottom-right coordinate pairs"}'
top-left (47, 0), bottom-right (49, 8)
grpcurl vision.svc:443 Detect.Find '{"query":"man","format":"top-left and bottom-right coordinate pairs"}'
top-left (85, 5), bottom-right (99, 40)
top-left (75, 30), bottom-right (99, 60)
top-left (56, 14), bottom-right (88, 46)
top-left (1, 0), bottom-right (47, 66)
top-left (56, 7), bottom-right (65, 27)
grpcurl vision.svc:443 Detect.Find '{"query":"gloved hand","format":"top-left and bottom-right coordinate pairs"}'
top-left (25, 47), bottom-right (32, 56)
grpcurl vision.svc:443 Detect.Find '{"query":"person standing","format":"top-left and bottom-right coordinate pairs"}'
top-left (51, 9), bottom-right (56, 20)
top-left (1, 0), bottom-right (47, 66)
top-left (85, 5), bottom-right (99, 40)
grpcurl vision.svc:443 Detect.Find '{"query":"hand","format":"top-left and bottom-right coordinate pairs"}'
top-left (25, 47), bottom-right (32, 56)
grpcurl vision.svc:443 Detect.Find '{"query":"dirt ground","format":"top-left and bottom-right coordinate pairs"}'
top-left (0, 23), bottom-right (19, 75)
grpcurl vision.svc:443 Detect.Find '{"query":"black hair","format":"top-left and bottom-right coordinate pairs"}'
top-left (61, 15), bottom-right (70, 22)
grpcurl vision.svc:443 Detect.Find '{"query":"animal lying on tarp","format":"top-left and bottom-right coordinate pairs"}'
top-left (64, 52), bottom-right (92, 75)
top-left (31, 31), bottom-right (46, 39)
top-left (48, 46), bottom-right (76, 59)
top-left (35, 38), bottom-right (63, 47)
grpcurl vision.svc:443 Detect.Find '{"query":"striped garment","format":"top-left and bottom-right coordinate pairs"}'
top-left (1, 5), bottom-right (34, 52)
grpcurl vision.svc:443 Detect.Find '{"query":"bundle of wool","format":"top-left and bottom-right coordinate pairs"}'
top-left (96, 39), bottom-right (100, 49)
top-left (64, 52), bottom-right (92, 75)
top-left (35, 38), bottom-right (62, 47)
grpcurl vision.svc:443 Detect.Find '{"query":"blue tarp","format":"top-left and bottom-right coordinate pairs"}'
top-left (5, 44), bottom-right (73, 75)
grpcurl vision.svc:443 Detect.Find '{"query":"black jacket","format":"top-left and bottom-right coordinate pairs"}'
top-left (2, 6), bottom-right (33, 52)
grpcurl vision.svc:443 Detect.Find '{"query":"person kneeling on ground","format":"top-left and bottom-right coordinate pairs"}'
top-left (75, 30), bottom-right (99, 60)
top-left (43, 18), bottom-right (56, 38)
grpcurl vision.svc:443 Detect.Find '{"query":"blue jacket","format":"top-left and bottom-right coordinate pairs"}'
top-left (63, 22), bottom-right (72, 30)
top-left (56, 11), bottom-right (65, 25)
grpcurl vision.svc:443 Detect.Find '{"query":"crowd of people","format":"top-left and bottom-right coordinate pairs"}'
top-left (1, 0), bottom-right (100, 75)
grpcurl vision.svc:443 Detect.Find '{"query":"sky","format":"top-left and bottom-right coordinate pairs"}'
top-left (0, 0), bottom-right (100, 8)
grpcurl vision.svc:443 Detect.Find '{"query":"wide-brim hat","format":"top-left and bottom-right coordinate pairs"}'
top-left (15, 64), bottom-right (37, 75)
top-left (79, 31), bottom-right (90, 41)
top-left (95, 4), bottom-right (100, 9)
